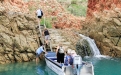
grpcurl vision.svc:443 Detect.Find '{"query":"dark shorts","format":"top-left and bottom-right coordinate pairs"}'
top-left (38, 16), bottom-right (42, 19)
top-left (36, 53), bottom-right (40, 57)
top-left (57, 53), bottom-right (65, 63)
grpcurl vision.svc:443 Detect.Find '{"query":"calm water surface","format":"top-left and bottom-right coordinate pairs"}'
top-left (0, 60), bottom-right (57, 75)
top-left (84, 56), bottom-right (121, 75)
top-left (0, 57), bottom-right (121, 75)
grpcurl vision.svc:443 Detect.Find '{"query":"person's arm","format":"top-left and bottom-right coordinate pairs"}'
top-left (41, 47), bottom-right (47, 54)
top-left (56, 46), bottom-right (59, 56)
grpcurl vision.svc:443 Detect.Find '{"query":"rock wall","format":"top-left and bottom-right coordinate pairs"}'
top-left (26, 0), bottom-right (83, 29)
top-left (82, 0), bottom-right (121, 57)
top-left (0, 0), bottom-right (84, 64)
top-left (87, 0), bottom-right (121, 17)
top-left (2, 0), bottom-right (29, 13)
top-left (0, 2), bottom-right (39, 64)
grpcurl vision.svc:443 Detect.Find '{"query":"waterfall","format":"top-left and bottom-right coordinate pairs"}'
top-left (79, 34), bottom-right (100, 56)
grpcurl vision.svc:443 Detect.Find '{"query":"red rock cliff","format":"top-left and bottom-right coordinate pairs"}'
top-left (2, 0), bottom-right (28, 13)
top-left (87, 0), bottom-right (121, 17)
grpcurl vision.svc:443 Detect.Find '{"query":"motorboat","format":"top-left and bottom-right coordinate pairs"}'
top-left (45, 51), bottom-right (94, 75)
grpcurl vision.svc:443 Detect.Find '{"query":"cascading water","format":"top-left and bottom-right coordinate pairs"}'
top-left (79, 34), bottom-right (100, 56)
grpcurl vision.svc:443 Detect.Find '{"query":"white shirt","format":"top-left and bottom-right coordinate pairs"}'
top-left (36, 46), bottom-right (44, 55)
top-left (36, 9), bottom-right (42, 16)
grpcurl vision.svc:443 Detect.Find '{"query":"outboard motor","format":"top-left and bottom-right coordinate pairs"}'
top-left (73, 55), bottom-right (82, 75)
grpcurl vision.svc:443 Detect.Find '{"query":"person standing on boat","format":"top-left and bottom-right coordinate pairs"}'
top-left (73, 55), bottom-right (82, 75)
top-left (56, 44), bottom-right (65, 66)
top-left (64, 49), bottom-right (73, 66)
top-left (36, 44), bottom-right (46, 64)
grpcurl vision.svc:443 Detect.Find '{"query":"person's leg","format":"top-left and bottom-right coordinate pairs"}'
top-left (61, 53), bottom-right (65, 63)
top-left (38, 17), bottom-right (42, 34)
top-left (37, 16), bottom-right (42, 26)
top-left (45, 35), bottom-right (49, 45)
top-left (36, 57), bottom-right (39, 63)
top-left (76, 64), bottom-right (82, 75)
top-left (57, 53), bottom-right (59, 63)
top-left (36, 53), bottom-right (40, 64)
top-left (60, 53), bottom-right (64, 66)
top-left (45, 36), bottom-right (47, 45)
top-left (40, 53), bottom-right (44, 60)
top-left (47, 35), bottom-right (50, 45)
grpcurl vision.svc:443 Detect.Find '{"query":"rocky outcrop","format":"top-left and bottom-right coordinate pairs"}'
top-left (81, 0), bottom-right (121, 57)
top-left (0, 4), bottom-right (39, 64)
top-left (2, 0), bottom-right (29, 13)
top-left (26, 0), bottom-right (83, 29)
top-left (87, 0), bottom-right (121, 17)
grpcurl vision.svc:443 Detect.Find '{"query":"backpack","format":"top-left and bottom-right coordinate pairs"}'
top-left (39, 9), bottom-right (43, 16)
top-left (58, 47), bottom-right (64, 53)
top-left (40, 10), bottom-right (43, 16)
top-left (41, 11), bottom-right (43, 16)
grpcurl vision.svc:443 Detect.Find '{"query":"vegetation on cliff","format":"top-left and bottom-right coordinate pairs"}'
top-left (57, 0), bottom-right (88, 16)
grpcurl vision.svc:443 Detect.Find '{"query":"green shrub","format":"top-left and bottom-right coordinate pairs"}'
top-left (57, 0), bottom-right (88, 17)
top-left (71, 0), bottom-right (77, 4)
top-left (40, 18), bottom-right (52, 28)
top-left (67, 3), bottom-right (87, 16)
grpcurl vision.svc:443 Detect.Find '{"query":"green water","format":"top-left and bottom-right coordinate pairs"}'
top-left (0, 61), bottom-right (57, 75)
top-left (84, 56), bottom-right (121, 75)
top-left (0, 57), bottom-right (121, 75)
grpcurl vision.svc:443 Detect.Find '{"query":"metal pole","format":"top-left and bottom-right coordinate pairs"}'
top-left (44, 0), bottom-right (46, 28)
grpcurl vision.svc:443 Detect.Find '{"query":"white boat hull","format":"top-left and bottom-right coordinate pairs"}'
top-left (45, 52), bottom-right (94, 75)
top-left (45, 58), bottom-right (65, 75)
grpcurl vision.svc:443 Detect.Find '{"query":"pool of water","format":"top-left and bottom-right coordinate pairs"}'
top-left (84, 56), bottom-right (121, 75)
top-left (0, 56), bottom-right (121, 75)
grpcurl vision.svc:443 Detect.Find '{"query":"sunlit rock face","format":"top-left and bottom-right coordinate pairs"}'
top-left (26, 0), bottom-right (83, 29)
top-left (0, 0), bottom-right (83, 64)
top-left (82, 0), bottom-right (121, 57)
top-left (2, 0), bottom-right (29, 13)
top-left (0, 1), bottom-right (39, 64)
top-left (87, 0), bottom-right (121, 17)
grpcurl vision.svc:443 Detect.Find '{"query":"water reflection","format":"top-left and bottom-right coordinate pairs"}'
top-left (84, 56), bottom-right (121, 75)
top-left (36, 61), bottom-right (57, 75)
top-left (0, 62), bottom-right (37, 75)
top-left (36, 65), bottom-right (45, 75)
top-left (0, 57), bottom-right (121, 75)
top-left (0, 61), bottom-right (57, 75)
top-left (45, 66), bottom-right (57, 75)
